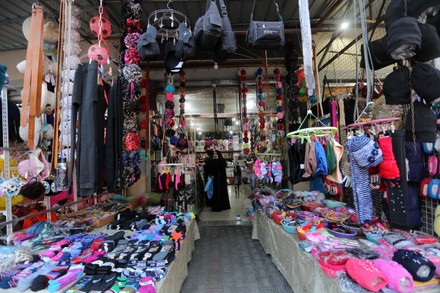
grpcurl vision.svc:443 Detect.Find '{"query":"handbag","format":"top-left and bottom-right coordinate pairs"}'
top-left (245, 0), bottom-right (285, 50)
top-left (204, 176), bottom-right (214, 199)
top-left (194, 0), bottom-right (223, 51)
top-left (213, 0), bottom-right (237, 63)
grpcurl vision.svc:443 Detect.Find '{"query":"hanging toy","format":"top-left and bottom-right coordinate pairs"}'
top-left (89, 16), bottom-right (112, 39)
top-left (87, 0), bottom-right (111, 65)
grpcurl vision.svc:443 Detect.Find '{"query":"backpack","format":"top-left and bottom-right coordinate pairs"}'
top-left (194, 0), bottom-right (223, 51)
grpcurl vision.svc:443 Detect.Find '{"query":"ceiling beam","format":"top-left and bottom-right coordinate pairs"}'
top-left (315, 0), bottom-right (345, 27)
top-left (318, 14), bottom-right (384, 71)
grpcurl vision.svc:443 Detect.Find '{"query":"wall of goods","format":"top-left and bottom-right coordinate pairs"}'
top-left (0, 0), bottom-right (439, 292)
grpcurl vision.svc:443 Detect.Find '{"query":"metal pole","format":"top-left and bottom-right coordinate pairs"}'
top-left (1, 88), bottom-right (13, 236)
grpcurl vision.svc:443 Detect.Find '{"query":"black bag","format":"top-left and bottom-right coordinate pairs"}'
top-left (175, 23), bottom-right (195, 61)
top-left (194, 0), bottom-right (223, 51)
top-left (245, 0), bottom-right (285, 50)
top-left (213, 0), bottom-right (237, 63)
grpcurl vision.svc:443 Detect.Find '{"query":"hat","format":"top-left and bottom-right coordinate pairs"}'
top-left (346, 136), bottom-right (384, 168)
top-left (345, 259), bottom-right (387, 292)
top-left (407, 0), bottom-right (440, 22)
top-left (414, 23), bottom-right (440, 62)
top-left (164, 42), bottom-right (184, 73)
top-left (435, 135), bottom-right (440, 152)
top-left (423, 142), bottom-right (435, 154)
top-left (428, 156), bottom-right (438, 176)
top-left (137, 26), bottom-right (160, 61)
top-left (387, 17), bottom-right (422, 60)
top-left (384, 0), bottom-right (405, 31)
top-left (360, 37), bottom-right (395, 70)
top-left (411, 63), bottom-right (440, 104)
top-left (383, 66), bottom-right (411, 105)
top-left (44, 21), bottom-right (59, 44)
top-left (435, 205), bottom-right (440, 236)
top-left (393, 249), bottom-right (436, 282)
top-left (405, 100), bottom-right (437, 143)
top-left (175, 23), bottom-right (195, 61)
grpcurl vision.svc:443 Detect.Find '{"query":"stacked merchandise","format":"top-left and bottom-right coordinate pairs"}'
top-left (0, 210), bottom-right (194, 292)
top-left (252, 187), bottom-right (440, 292)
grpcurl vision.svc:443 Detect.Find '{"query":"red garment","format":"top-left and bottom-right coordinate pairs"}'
top-left (22, 209), bottom-right (58, 230)
top-left (346, 258), bottom-right (387, 292)
top-left (378, 137), bottom-right (400, 179)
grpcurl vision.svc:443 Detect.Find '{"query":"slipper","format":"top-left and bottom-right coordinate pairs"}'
top-left (420, 178), bottom-right (431, 199)
top-left (435, 205), bottom-right (440, 237)
top-left (428, 179), bottom-right (440, 199)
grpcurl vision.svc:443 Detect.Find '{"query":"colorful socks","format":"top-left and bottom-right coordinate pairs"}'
top-left (47, 264), bottom-right (84, 293)
top-left (17, 261), bottom-right (56, 291)
top-left (30, 261), bottom-right (70, 291)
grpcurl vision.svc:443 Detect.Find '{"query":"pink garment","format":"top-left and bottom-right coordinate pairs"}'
top-left (346, 258), bottom-right (387, 292)
top-left (373, 259), bottom-right (414, 293)
top-left (372, 247), bottom-right (395, 260)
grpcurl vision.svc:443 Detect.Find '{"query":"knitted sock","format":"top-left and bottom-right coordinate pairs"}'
top-left (30, 261), bottom-right (70, 291)
top-left (0, 264), bottom-right (29, 289)
top-left (65, 275), bottom-right (94, 292)
top-left (108, 276), bottom-right (127, 293)
top-left (84, 250), bottom-right (106, 264)
top-left (47, 265), bottom-right (83, 293)
top-left (72, 248), bottom-right (93, 264)
top-left (66, 242), bottom-right (84, 259)
top-left (17, 261), bottom-right (56, 291)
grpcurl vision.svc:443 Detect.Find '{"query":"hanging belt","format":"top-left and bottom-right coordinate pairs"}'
top-left (21, 5), bottom-right (45, 149)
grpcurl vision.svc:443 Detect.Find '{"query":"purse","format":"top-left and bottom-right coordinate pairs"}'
top-left (245, 0), bottom-right (285, 50)
top-left (213, 0), bottom-right (237, 63)
top-left (194, 0), bottom-right (223, 51)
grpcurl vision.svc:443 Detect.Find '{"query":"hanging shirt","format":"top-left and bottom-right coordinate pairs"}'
top-left (314, 141), bottom-right (328, 176)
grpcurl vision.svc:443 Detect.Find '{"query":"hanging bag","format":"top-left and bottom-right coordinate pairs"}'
top-left (194, 0), bottom-right (223, 51)
top-left (245, 0), bottom-right (285, 50)
top-left (213, 0), bottom-right (237, 63)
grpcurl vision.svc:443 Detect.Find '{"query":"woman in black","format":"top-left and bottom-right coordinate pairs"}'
top-left (204, 147), bottom-right (231, 212)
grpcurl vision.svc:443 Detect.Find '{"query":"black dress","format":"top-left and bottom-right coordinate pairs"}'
top-left (204, 151), bottom-right (231, 212)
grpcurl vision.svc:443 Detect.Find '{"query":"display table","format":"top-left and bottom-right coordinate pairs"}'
top-left (3, 218), bottom-right (200, 293)
top-left (252, 211), bottom-right (343, 293)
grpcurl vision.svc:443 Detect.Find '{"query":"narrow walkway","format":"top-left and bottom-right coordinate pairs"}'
top-left (182, 225), bottom-right (294, 293)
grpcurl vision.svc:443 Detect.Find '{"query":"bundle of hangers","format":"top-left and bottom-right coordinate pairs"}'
top-left (287, 110), bottom-right (338, 143)
top-left (156, 163), bottom-right (185, 191)
top-left (344, 118), bottom-right (400, 139)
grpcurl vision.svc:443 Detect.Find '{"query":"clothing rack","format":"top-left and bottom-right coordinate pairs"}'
top-left (344, 117), bottom-right (400, 131)
top-left (286, 109), bottom-right (338, 140)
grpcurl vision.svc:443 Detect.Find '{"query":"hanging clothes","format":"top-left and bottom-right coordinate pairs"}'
top-left (314, 140), bottom-right (328, 176)
top-left (303, 141), bottom-right (317, 179)
top-left (288, 141), bottom-right (306, 184)
top-left (346, 135), bottom-right (384, 224)
top-left (326, 140), bottom-right (344, 183)
top-left (105, 77), bottom-right (124, 193)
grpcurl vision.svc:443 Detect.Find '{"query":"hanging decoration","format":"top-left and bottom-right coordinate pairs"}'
top-left (87, 0), bottom-right (110, 66)
top-left (274, 68), bottom-right (285, 150)
top-left (284, 40), bottom-right (300, 132)
top-left (119, 0), bottom-right (143, 187)
top-left (256, 67), bottom-right (267, 153)
top-left (240, 69), bottom-right (250, 155)
top-left (178, 70), bottom-right (186, 129)
top-left (165, 75), bottom-right (176, 131)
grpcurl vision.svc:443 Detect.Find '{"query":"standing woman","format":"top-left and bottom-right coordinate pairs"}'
top-left (211, 150), bottom-right (231, 211)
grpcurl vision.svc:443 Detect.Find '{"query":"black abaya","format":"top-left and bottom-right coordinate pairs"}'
top-left (204, 151), bottom-right (231, 212)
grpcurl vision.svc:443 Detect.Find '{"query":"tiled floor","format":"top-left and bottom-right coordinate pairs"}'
top-left (182, 184), bottom-right (294, 293)
top-left (182, 225), bottom-right (294, 293)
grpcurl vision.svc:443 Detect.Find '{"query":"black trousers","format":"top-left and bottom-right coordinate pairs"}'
top-left (70, 61), bottom-right (98, 196)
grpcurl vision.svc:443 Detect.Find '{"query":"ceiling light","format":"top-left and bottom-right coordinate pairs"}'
top-left (229, 130), bottom-right (233, 134)
top-left (340, 21), bottom-right (349, 30)
top-left (198, 131), bottom-right (202, 135)
top-left (214, 62), bottom-right (219, 70)
top-left (232, 118), bottom-right (236, 121)
top-left (235, 121), bottom-right (239, 125)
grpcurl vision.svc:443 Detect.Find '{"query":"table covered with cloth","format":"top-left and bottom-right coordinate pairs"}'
top-left (252, 211), bottom-right (343, 293)
top-left (3, 218), bottom-right (200, 293)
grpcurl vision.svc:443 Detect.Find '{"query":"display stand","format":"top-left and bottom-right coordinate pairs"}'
top-left (1, 87), bottom-right (13, 236)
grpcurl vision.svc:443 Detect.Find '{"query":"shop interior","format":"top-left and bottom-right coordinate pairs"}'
top-left (1, 0), bottom-right (440, 292)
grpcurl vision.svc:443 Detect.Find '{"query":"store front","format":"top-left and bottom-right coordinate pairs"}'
top-left (1, 0), bottom-right (440, 292)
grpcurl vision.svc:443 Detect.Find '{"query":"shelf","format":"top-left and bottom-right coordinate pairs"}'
top-left (195, 150), bottom-right (241, 153)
